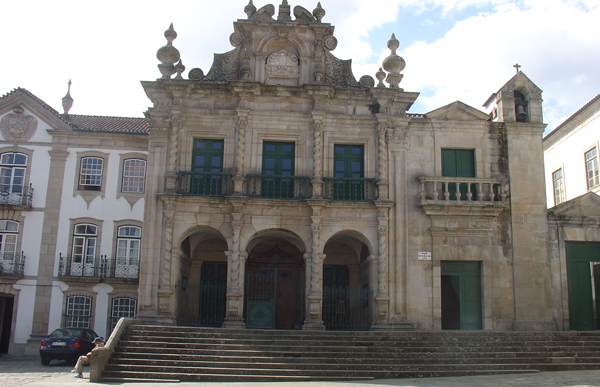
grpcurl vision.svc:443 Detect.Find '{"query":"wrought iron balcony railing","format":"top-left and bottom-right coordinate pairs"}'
top-left (323, 177), bottom-right (377, 202)
top-left (0, 252), bottom-right (25, 276)
top-left (0, 184), bottom-right (33, 207)
top-left (178, 171), bottom-right (231, 196)
top-left (418, 176), bottom-right (508, 204)
top-left (58, 254), bottom-right (139, 280)
top-left (246, 174), bottom-right (310, 200)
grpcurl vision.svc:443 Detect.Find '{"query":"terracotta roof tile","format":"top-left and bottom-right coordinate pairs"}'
top-left (68, 115), bottom-right (149, 134)
top-left (1, 88), bottom-right (148, 134)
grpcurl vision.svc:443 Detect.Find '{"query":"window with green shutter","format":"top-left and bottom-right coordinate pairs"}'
top-left (442, 149), bottom-right (475, 200)
top-left (261, 142), bottom-right (295, 198)
top-left (191, 139), bottom-right (224, 195)
top-left (333, 144), bottom-right (364, 201)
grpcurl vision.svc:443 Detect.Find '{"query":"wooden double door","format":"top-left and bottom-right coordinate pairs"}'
top-left (245, 248), bottom-right (304, 329)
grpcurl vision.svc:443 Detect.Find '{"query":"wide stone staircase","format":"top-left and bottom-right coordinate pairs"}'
top-left (100, 325), bottom-right (600, 383)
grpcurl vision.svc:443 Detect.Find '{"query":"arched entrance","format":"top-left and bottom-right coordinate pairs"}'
top-left (176, 228), bottom-right (228, 327)
top-left (323, 232), bottom-right (372, 331)
top-left (245, 239), bottom-right (304, 329)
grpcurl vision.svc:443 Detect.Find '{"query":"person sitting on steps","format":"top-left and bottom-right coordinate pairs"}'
top-left (71, 337), bottom-right (105, 378)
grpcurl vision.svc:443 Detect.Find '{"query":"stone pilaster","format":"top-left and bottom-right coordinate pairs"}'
top-left (223, 200), bottom-right (246, 328)
top-left (310, 111), bottom-right (325, 198)
top-left (377, 124), bottom-right (389, 199)
top-left (157, 200), bottom-right (175, 319)
top-left (165, 116), bottom-right (182, 193)
top-left (372, 203), bottom-right (393, 330)
top-left (304, 202), bottom-right (326, 330)
top-left (232, 108), bottom-right (250, 194)
top-left (24, 148), bottom-right (68, 355)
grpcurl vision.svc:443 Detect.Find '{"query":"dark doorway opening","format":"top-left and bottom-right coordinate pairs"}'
top-left (0, 295), bottom-right (14, 353)
top-left (441, 261), bottom-right (482, 330)
top-left (245, 243), bottom-right (304, 329)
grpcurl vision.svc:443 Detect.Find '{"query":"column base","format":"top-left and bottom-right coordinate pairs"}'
top-left (25, 334), bottom-right (47, 356)
top-left (222, 316), bottom-right (246, 329)
top-left (302, 319), bottom-right (325, 330)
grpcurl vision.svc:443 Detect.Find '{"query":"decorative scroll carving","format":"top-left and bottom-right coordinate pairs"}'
top-left (203, 49), bottom-right (241, 82)
top-left (386, 129), bottom-right (410, 149)
top-left (323, 35), bottom-right (338, 51)
top-left (323, 52), bottom-right (361, 88)
top-left (0, 105), bottom-right (38, 142)
top-left (359, 75), bottom-right (375, 88)
top-left (230, 32), bottom-right (244, 47)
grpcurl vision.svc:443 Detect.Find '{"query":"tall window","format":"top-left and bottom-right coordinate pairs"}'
top-left (0, 220), bottom-right (18, 270)
top-left (121, 159), bottom-right (146, 193)
top-left (109, 297), bottom-right (136, 332)
top-left (585, 148), bottom-right (599, 189)
top-left (72, 224), bottom-right (97, 264)
top-left (333, 144), bottom-right (364, 200)
top-left (553, 168), bottom-right (566, 205)
top-left (261, 141), bottom-right (295, 198)
top-left (116, 226), bottom-right (141, 266)
top-left (190, 139), bottom-right (224, 195)
top-left (65, 295), bottom-right (92, 328)
top-left (0, 152), bottom-right (27, 193)
top-left (78, 157), bottom-right (103, 191)
top-left (442, 149), bottom-right (476, 200)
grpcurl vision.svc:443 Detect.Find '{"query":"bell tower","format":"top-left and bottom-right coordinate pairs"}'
top-left (483, 69), bottom-right (543, 124)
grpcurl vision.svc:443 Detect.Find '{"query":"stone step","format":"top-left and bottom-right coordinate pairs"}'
top-left (100, 369), bottom-right (540, 382)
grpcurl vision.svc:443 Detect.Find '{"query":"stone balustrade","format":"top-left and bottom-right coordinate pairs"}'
top-left (418, 176), bottom-right (508, 205)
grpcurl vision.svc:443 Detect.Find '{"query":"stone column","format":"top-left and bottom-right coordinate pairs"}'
top-left (223, 200), bottom-right (246, 328)
top-left (157, 199), bottom-right (176, 320)
top-left (304, 202), bottom-right (326, 330)
top-left (372, 204), bottom-right (393, 330)
top-left (164, 116), bottom-right (181, 193)
top-left (24, 149), bottom-right (68, 355)
top-left (311, 111), bottom-right (325, 198)
top-left (376, 124), bottom-right (390, 200)
top-left (232, 108), bottom-right (250, 195)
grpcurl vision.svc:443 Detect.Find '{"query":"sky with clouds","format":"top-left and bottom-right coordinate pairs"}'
top-left (1, 0), bottom-right (598, 134)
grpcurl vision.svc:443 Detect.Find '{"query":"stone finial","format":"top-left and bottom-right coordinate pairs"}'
top-left (156, 23), bottom-right (181, 79)
top-left (174, 60), bottom-right (186, 79)
top-left (375, 67), bottom-right (386, 88)
top-left (62, 79), bottom-right (74, 115)
top-left (278, 0), bottom-right (291, 22)
top-left (244, 0), bottom-right (257, 18)
top-left (313, 2), bottom-right (326, 22)
top-left (381, 33), bottom-right (405, 88)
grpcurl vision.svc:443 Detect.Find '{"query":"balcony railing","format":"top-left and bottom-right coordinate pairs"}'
top-left (246, 174), bottom-right (310, 200)
top-left (0, 184), bottom-right (33, 207)
top-left (0, 252), bottom-right (25, 276)
top-left (178, 171), bottom-right (231, 196)
top-left (58, 254), bottom-right (139, 279)
top-left (418, 176), bottom-right (508, 204)
top-left (323, 177), bottom-right (377, 202)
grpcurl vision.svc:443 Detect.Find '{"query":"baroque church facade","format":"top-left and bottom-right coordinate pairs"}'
top-left (0, 1), bottom-right (558, 356)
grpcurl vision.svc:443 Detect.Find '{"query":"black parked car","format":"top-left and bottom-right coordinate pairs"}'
top-left (39, 328), bottom-right (99, 365)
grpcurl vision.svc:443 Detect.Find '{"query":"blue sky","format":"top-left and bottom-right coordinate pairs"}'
top-left (1, 0), bottom-right (598, 133)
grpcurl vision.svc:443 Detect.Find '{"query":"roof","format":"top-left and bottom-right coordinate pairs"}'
top-left (1, 88), bottom-right (148, 134)
top-left (544, 93), bottom-right (600, 142)
top-left (68, 115), bottom-right (148, 134)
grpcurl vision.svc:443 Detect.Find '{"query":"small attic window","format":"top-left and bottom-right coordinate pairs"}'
top-left (514, 90), bottom-right (529, 123)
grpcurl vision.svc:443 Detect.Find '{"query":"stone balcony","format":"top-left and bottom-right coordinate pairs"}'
top-left (417, 176), bottom-right (509, 217)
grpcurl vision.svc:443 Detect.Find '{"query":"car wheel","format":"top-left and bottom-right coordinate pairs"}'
top-left (41, 358), bottom-right (51, 366)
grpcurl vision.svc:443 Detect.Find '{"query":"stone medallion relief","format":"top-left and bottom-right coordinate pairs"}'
top-left (0, 105), bottom-right (38, 142)
top-left (265, 49), bottom-right (299, 85)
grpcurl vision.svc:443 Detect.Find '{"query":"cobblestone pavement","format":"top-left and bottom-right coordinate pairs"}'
top-left (1, 355), bottom-right (600, 387)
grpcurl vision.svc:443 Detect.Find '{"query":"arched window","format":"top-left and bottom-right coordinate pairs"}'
top-left (121, 159), bottom-right (146, 193)
top-left (0, 152), bottom-right (27, 193)
top-left (64, 295), bottom-right (92, 328)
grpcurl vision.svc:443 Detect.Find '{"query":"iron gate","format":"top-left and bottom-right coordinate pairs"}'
top-left (176, 280), bottom-right (227, 327)
top-left (323, 285), bottom-right (371, 331)
top-left (245, 269), bottom-right (277, 329)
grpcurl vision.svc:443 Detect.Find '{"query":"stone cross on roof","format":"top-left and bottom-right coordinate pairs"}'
top-left (513, 63), bottom-right (521, 73)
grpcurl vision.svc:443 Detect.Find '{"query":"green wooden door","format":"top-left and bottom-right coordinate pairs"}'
top-left (442, 149), bottom-right (475, 200)
top-left (566, 242), bottom-right (600, 331)
top-left (333, 145), bottom-right (364, 201)
top-left (191, 139), bottom-right (224, 195)
top-left (441, 261), bottom-right (482, 330)
top-left (262, 142), bottom-right (295, 198)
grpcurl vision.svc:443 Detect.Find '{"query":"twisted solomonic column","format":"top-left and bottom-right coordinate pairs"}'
top-left (168, 117), bottom-right (180, 174)
top-left (235, 119), bottom-right (247, 177)
top-left (160, 211), bottom-right (175, 290)
top-left (377, 125), bottom-right (388, 182)
top-left (313, 122), bottom-right (323, 180)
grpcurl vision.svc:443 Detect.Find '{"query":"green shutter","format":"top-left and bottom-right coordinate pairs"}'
top-left (333, 145), bottom-right (364, 200)
top-left (191, 139), bottom-right (224, 195)
top-left (441, 149), bottom-right (475, 200)
top-left (566, 242), bottom-right (600, 331)
top-left (261, 142), bottom-right (295, 198)
top-left (441, 261), bottom-right (482, 330)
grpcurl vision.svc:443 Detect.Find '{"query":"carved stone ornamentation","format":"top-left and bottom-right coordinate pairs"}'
top-left (323, 35), bottom-right (337, 51)
top-left (265, 50), bottom-right (299, 78)
top-left (230, 32), bottom-right (244, 47)
top-left (0, 105), bottom-right (38, 142)
top-left (359, 75), bottom-right (375, 88)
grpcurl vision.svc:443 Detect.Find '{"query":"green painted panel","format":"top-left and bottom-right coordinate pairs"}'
top-left (261, 142), bottom-right (295, 198)
top-left (567, 261), bottom-right (595, 331)
top-left (441, 261), bottom-right (482, 330)
top-left (191, 139), bottom-right (224, 195)
top-left (333, 145), bottom-right (364, 201)
top-left (441, 149), bottom-right (475, 200)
